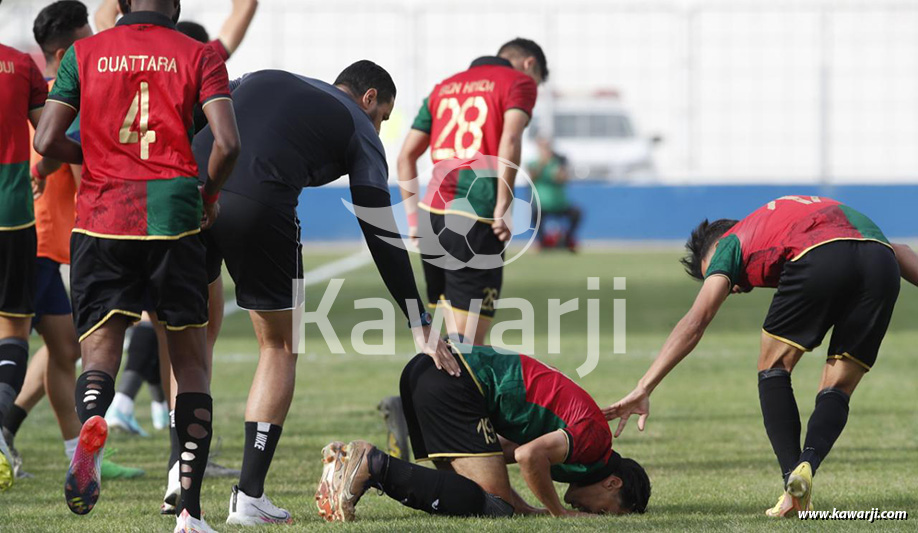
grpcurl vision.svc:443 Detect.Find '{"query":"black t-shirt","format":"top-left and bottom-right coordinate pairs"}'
top-left (193, 69), bottom-right (389, 211)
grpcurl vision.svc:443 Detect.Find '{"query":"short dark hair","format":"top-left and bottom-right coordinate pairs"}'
top-left (334, 60), bottom-right (396, 104)
top-left (118, 0), bottom-right (130, 14)
top-left (616, 457), bottom-right (651, 514)
top-left (33, 1), bottom-right (88, 57)
top-left (681, 219), bottom-right (738, 281)
top-left (176, 21), bottom-right (208, 43)
top-left (498, 37), bottom-right (549, 81)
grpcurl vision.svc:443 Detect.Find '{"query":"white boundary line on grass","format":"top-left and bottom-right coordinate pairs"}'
top-left (222, 249), bottom-right (373, 317)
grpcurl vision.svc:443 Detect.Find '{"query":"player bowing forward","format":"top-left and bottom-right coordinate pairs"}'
top-left (317, 343), bottom-right (650, 520)
top-left (34, 0), bottom-right (241, 530)
top-left (398, 38), bottom-right (547, 344)
top-left (190, 65), bottom-right (456, 526)
top-left (606, 196), bottom-right (917, 517)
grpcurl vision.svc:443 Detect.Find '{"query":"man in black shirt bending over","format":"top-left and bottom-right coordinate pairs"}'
top-left (190, 62), bottom-right (458, 526)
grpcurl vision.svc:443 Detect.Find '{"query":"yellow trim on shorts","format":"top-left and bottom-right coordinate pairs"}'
top-left (79, 309), bottom-right (142, 342)
top-left (416, 451), bottom-right (504, 462)
top-left (828, 352), bottom-right (871, 371)
top-left (0, 310), bottom-right (35, 318)
top-left (72, 228), bottom-right (201, 241)
top-left (453, 349), bottom-right (485, 396)
top-left (46, 99), bottom-right (78, 112)
top-left (762, 329), bottom-right (813, 352)
top-left (0, 221), bottom-right (36, 231)
top-left (791, 238), bottom-right (893, 262)
top-left (160, 321), bottom-right (209, 332)
top-left (418, 202), bottom-right (492, 224)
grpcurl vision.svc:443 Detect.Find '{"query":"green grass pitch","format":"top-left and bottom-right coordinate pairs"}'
top-left (2, 248), bottom-right (916, 531)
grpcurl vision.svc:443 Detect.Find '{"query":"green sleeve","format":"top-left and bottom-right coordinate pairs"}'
top-left (411, 97), bottom-right (432, 133)
top-left (704, 233), bottom-right (743, 285)
top-left (48, 46), bottom-right (80, 109)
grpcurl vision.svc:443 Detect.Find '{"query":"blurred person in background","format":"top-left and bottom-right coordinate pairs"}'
top-left (528, 137), bottom-right (581, 252)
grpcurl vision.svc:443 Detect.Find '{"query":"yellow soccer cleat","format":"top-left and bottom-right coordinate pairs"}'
top-left (786, 462), bottom-right (813, 511)
top-left (0, 429), bottom-right (14, 492)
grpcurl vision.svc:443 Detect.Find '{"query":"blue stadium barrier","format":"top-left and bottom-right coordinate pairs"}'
top-left (296, 184), bottom-right (918, 241)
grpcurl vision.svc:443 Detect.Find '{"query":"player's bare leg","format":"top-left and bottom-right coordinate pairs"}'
top-left (66, 316), bottom-right (131, 514)
top-left (163, 326), bottom-right (214, 521)
top-left (36, 315), bottom-right (81, 441)
top-left (226, 309), bottom-right (294, 525)
top-left (13, 346), bottom-right (47, 413)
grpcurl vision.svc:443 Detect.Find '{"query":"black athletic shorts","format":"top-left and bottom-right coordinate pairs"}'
top-left (0, 227), bottom-right (37, 318)
top-left (70, 232), bottom-right (209, 342)
top-left (762, 240), bottom-right (899, 370)
top-left (204, 191), bottom-right (304, 311)
top-left (400, 351), bottom-right (502, 462)
top-left (418, 212), bottom-right (503, 318)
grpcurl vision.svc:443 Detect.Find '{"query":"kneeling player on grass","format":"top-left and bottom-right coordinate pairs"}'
top-left (188, 64), bottom-right (456, 525)
top-left (605, 196), bottom-right (916, 517)
top-left (316, 343), bottom-right (650, 520)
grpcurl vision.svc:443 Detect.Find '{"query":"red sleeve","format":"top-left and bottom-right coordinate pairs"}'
top-left (505, 75), bottom-right (537, 117)
top-left (28, 55), bottom-right (48, 110)
top-left (562, 418), bottom-right (612, 465)
top-left (198, 46), bottom-right (231, 106)
top-left (207, 40), bottom-right (231, 62)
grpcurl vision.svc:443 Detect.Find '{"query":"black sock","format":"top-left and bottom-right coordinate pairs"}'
top-left (74, 370), bottom-right (115, 424)
top-left (799, 388), bottom-right (850, 474)
top-left (0, 338), bottom-right (29, 427)
top-left (174, 393), bottom-right (213, 519)
top-left (758, 369), bottom-right (802, 482)
top-left (4, 404), bottom-right (28, 436)
top-left (116, 370), bottom-right (144, 398)
top-left (169, 410), bottom-right (180, 469)
top-left (238, 422), bottom-right (282, 498)
top-left (366, 447), bottom-right (489, 516)
top-left (150, 384), bottom-right (166, 403)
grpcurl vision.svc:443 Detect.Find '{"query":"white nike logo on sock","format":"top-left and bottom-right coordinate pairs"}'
top-left (0, 361), bottom-right (16, 367)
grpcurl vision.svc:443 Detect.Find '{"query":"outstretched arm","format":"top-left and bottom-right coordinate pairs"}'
top-left (892, 243), bottom-right (918, 287)
top-left (492, 109), bottom-right (529, 242)
top-left (217, 0), bottom-right (259, 56)
top-left (515, 431), bottom-right (584, 517)
top-left (603, 275), bottom-right (731, 436)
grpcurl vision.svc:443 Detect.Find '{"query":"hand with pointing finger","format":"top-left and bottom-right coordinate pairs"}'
top-left (602, 386), bottom-right (650, 438)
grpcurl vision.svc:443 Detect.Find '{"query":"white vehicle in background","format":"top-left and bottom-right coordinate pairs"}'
top-left (525, 91), bottom-right (661, 182)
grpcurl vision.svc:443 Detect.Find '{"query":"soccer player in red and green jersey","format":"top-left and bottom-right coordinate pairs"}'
top-left (318, 343), bottom-right (650, 521)
top-left (33, 0), bottom-right (240, 528)
top-left (606, 196), bottom-right (918, 517)
top-left (398, 38), bottom-right (545, 345)
top-left (0, 41), bottom-right (49, 492)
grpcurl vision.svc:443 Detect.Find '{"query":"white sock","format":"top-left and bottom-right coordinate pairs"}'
top-left (110, 392), bottom-right (134, 416)
top-left (64, 437), bottom-right (78, 460)
top-left (151, 401), bottom-right (169, 429)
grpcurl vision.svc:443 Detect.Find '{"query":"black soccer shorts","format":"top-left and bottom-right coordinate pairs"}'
top-left (0, 227), bottom-right (37, 318)
top-left (400, 351), bottom-right (503, 462)
top-left (70, 232), bottom-right (209, 342)
top-left (418, 212), bottom-right (503, 319)
top-left (204, 190), bottom-right (304, 311)
top-left (762, 240), bottom-right (900, 370)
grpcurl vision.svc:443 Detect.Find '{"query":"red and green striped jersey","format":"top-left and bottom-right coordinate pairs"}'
top-left (457, 344), bottom-right (615, 483)
top-left (0, 43), bottom-right (48, 230)
top-left (413, 57), bottom-right (537, 221)
top-left (705, 196), bottom-right (889, 289)
top-left (47, 11), bottom-right (231, 239)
